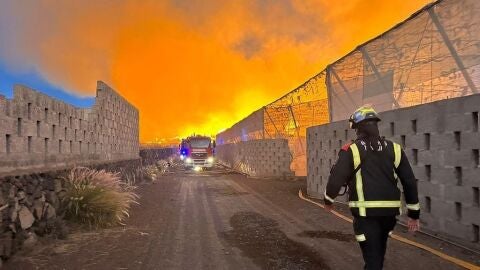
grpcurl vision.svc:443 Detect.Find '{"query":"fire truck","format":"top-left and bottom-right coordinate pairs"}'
top-left (179, 135), bottom-right (215, 170)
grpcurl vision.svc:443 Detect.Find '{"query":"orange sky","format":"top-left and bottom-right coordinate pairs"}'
top-left (0, 0), bottom-right (431, 143)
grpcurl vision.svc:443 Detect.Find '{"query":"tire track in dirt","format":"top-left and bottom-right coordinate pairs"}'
top-left (202, 175), bottom-right (261, 269)
top-left (140, 176), bottom-right (185, 270)
top-left (222, 179), bottom-right (356, 269)
top-left (197, 179), bottom-right (243, 269)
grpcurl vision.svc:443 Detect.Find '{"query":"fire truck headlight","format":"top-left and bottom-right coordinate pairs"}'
top-left (180, 154), bottom-right (185, 160)
top-left (207, 157), bottom-right (214, 163)
top-left (186, 157), bottom-right (192, 163)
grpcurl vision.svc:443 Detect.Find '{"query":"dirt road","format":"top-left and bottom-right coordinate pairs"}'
top-left (4, 166), bottom-right (479, 269)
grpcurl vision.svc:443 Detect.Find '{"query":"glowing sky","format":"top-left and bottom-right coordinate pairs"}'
top-left (0, 0), bottom-right (431, 143)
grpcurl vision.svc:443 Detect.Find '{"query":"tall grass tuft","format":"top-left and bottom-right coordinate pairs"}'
top-left (62, 167), bottom-right (139, 228)
top-left (143, 165), bottom-right (160, 183)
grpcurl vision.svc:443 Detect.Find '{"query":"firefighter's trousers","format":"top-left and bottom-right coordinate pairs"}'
top-left (353, 216), bottom-right (397, 270)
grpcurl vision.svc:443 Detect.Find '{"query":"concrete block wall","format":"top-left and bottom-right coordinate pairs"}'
top-left (307, 120), bottom-right (354, 201)
top-left (0, 81), bottom-right (140, 176)
top-left (307, 94), bottom-right (480, 247)
top-left (216, 139), bottom-right (293, 178)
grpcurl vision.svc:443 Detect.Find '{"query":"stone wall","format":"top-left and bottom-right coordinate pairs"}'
top-left (307, 94), bottom-right (480, 248)
top-left (0, 159), bottom-right (142, 262)
top-left (0, 81), bottom-right (139, 176)
top-left (216, 139), bottom-right (293, 178)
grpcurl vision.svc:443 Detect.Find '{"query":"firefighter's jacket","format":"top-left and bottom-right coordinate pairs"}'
top-left (324, 138), bottom-right (420, 219)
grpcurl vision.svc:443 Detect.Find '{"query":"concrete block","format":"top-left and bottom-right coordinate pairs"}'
top-left (23, 121), bottom-right (36, 137)
top-left (420, 213), bottom-right (442, 231)
top-left (444, 150), bottom-right (475, 167)
top-left (418, 181), bottom-right (444, 199)
top-left (418, 151), bottom-right (442, 167)
top-left (462, 132), bottom-right (480, 149)
top-left (443, 220), bottom-right (471, 241)
top-left (416, 115), bottom-right (439, 134)
top-left (463, 206), bottom-right (480, 224)
top-left (430, 200), bottom-right (454, 220)
top-left (431, 167), bottom-right (455, 185)
top-left (32, 137), bottom-right (43, 154)
top-left (430, 134), bottom-right (454, 151)
top-left (404, 134), bottom-right (426, 150)
top-left (1, 117), bottom-right (15, 135)
top-left (463, 168), bottom-right (480, 187)
top-left (444, 113), bottom-right (474, 132)
top-left (11, 136), bottom-right (26, 154)
top-left (444, 185), bottom-right (475, 204)
top-left (461, 95), bottom-right (480, 113)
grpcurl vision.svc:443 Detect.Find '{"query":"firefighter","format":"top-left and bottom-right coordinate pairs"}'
top-left (324, 106), bottom-right (420, 270)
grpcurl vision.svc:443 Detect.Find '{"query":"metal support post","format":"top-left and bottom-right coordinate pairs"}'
top-left (428, 8), bottom-right (478, 95)
top-left (360, 47), bottom-right (400, 108)
top-left (396, 16), bottom-right (430, 103)
top-left (260, 108), bottom-right (266, 139)
top-left (264, 107), bottom-right (280, 137)
top-left (326, 67), bottom-right (352, 121)
top-left (325, 68), bottom-right (334, 123)
top-left (330, 67), bottom-right (359, 108)
top-left (288, 105), bottom-right (304, 155)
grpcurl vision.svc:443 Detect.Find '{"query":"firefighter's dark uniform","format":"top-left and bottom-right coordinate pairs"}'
top-left (324, 138), bottom-right (420, 270)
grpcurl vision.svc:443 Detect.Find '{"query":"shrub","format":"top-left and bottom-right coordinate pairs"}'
top-left (121, 167), bottom-right (141, 185)
top-left (143, 165), bottom-right (160, 182)
top-left (156, 160), bottom-right (170, 173)
top-left (61, 167), bottom-right (139, 228)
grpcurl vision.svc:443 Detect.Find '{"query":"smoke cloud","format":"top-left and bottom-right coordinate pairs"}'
top-left (0, 0), bottom-right (430, 142)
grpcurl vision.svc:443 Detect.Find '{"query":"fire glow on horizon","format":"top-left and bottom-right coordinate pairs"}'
top-left (0, 0), bottom-right (431, 142)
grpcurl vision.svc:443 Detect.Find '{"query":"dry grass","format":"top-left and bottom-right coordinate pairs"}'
top-left (143, 165), bottom-right (160, 182)
top-left (156, 160), bottom-right (169, 173)
top-left (61, 167), bottom-right (139, 228)
top-left (138, 160), bottom-right (170, 183)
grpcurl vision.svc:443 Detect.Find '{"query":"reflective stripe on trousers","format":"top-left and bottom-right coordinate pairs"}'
top-left (356, 234), bottom-right (366, 242)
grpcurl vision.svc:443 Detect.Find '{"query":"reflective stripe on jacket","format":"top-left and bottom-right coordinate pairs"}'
top-left (348, 142), bottom-right (402, 216)
top-left (325, 139), bottom-right (420, 219)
